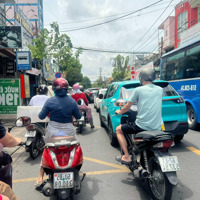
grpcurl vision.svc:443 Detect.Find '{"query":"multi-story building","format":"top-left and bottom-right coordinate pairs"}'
top-left (175, 0), bottom-right (200, 48)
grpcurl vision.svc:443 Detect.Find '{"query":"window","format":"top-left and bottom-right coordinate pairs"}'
top-left (177, 12), bottom-right (188, 39)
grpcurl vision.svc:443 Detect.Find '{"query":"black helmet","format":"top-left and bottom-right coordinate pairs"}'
top-left (139, 68), bottom-right (156, 82)
top-left (38, 85), bottom-right (48, 95)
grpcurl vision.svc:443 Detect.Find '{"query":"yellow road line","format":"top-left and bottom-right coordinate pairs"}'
top-left (13, 157), bottom-right (129, 183)
top-left (187, 147), bottom-right (200, 155)
top-left (83, 156), bottom-right (127, 169)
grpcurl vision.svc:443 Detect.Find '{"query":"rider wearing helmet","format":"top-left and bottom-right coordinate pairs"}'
top-left (35, 78), bottom-right (81, 187)
top-left (29, 84), bottom-right (49, 106)
top-left (115, 68), bottom-right (163, 165)
top-left (71, 83), bottom-right (94, 128)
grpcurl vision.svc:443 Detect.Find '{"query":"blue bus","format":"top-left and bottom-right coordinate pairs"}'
top-left (160, 39), bottom-right (200, 130)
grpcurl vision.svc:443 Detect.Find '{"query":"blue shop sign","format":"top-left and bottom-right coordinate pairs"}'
top-left (16, 51), bottom-right (31, 70)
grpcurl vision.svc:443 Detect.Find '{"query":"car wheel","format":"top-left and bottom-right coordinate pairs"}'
top-left (187, 105), bottom-right (197, 130)
top-left (108, 118), bottom-right (119, 147)
top-left (174, 135), bottom-right (184, 143)
top-left (99, 111), bottom-right (105, 128)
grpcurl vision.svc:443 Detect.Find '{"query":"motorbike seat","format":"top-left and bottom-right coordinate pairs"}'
top-left (134, 130), bottom-right (172, 140)
top-left (46, 136), bottom-right (80, 147)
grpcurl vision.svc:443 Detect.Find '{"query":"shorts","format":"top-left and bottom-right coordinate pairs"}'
top-left (121, 121), bottom-right (144, 134)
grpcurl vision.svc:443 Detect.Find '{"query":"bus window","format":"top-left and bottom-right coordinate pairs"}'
top-left (164, 52), bottom-right (185, 80)
top-left (185, 45), bottom-right (200, 78)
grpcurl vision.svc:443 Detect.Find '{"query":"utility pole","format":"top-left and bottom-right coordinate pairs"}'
top-left (99, 67), bottom-right (102, 80)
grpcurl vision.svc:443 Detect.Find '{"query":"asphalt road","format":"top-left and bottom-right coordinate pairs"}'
top-left (3, 105), bottom-right (200, 200)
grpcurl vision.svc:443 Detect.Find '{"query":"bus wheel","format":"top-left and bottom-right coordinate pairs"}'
top-left (187, 105), bottom-right (197, 130)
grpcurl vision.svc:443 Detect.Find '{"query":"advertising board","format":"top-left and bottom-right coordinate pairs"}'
top-left (0, 79), bottom-right (20, 114)
top-left (0, 26), bottom-right (22, 48)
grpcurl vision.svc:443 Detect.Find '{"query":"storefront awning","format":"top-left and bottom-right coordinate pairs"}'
top-left (0, 49), bottom-right (16, 58)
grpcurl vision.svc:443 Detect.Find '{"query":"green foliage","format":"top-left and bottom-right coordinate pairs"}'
top-left (92, 77), bottom-right (105, 88)
top-left (112, 55), bottom-right (129, 81)
top-left (66, 68), bottom-right (83, 86)
top-left (81, 76), bottom-right (92, 89)
top-left (29, 22), bottom-right (83, 82)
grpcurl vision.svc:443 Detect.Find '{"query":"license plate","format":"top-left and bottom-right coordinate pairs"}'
top-left (53, 172), bottom-right (74, 189)
top-left (158, 156), bottom-right (180, 172)
top-left (25, 131), bottom-right (36, 137)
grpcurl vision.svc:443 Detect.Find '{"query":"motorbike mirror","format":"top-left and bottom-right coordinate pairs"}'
top-left (16, 117), bottom-right (31, 127)
top-left (114, 99), bottom-right (127, 107)
top-left (77, 99), bottom-right (84, 106)
top-left (99, 94), bottom-right (104, 99)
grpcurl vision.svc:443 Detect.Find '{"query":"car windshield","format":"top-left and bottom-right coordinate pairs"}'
top-left (100, 89), bottom-right (107, 95)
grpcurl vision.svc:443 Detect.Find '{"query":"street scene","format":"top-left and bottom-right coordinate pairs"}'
top-left (1, 0), bottom-right (200, 200)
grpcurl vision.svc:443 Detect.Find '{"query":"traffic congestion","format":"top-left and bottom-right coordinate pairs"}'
top-left (1, 0), bottom-right (200, 200)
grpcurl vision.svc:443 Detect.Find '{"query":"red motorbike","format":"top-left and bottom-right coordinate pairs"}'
top-left (17, 117), bottom-right (85, 200)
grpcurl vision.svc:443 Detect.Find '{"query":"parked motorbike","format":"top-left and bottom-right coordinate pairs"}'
top-left (115, 100), bottom-right (180, 200)
top-left (18, 116), bottom-right (85, 200)
top-left (24, 120), bottom-right (46, 159)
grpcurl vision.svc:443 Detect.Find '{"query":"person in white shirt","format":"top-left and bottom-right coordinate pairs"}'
top-left (29, 85), bottom-right (49, 106)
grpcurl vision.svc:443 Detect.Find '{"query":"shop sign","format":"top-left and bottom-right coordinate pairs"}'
top-left (0, 79), bottom-right (20, 114)
top-left (6, 61), bottom-right (15, 76)
top-left (16, 51), bottom-right (31, 70)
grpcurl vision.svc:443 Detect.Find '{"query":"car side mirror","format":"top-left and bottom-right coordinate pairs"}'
top-left (99, 94), bottom-right (104, 99)
top-left (16, 117), bottom-right (31, 127)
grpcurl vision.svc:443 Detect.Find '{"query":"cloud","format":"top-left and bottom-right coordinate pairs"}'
top-left (44, 0), bottom-right (181, 82)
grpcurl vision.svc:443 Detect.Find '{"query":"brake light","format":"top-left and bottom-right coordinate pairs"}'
top-left (50, 146), bottom-right (74, 167)
top-left (90, 92), bottom-right (92, 95)
top-left (153, 140), bottom-right (174, 148)
top-left (27, 125), bottom-right (34, 131)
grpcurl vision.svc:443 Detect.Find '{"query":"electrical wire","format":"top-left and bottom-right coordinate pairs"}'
top-left (130, 0), bottom-right (174, 51)
top-left (59, 0), bottom-right (164, 32)
top-left (44, 0), bottom-right (173, 27)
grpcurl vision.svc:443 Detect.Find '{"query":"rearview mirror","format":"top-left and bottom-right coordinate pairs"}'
top-left (99, 94), bottom-right (104, 99)
top-left (16, 117), bottom-right (31, 127)
top-left (77, 99), bottom-right (84, 106)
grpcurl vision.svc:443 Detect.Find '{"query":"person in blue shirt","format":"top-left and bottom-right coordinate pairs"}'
top-left (35, 78), bottom-right (81, 187)
top-left (115, 68), bottom-right (163, 165)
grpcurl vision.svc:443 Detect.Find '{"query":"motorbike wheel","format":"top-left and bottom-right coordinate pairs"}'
top-left (147, 157), bottom-right (173, 200)
top-left (108, 118), bottom-right (118, 147)
top-left (29, 138), bottom-right (40, 159)
top-left (78, 124), bottom-right (83, 134)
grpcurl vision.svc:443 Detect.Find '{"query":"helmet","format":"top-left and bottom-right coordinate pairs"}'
top-left (73, 83), bottom-right (80, 90)
top-left (52, 78), bottom-right (69, 91)
top-left (38, 85), bottom-right (48, 95)
top-left (139, 68), bottom-right (156, 82)
top-left (79, 85), bottom-right (84, 92)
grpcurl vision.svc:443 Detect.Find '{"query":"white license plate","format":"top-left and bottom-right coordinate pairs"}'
top-left (25, 131), bottom-right (36, 137)
top-left (53, 172), bottom-right (74, 189)
top-left (158, 156), bottom-right (180, 172)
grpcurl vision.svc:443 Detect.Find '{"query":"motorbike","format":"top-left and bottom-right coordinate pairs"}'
top-left (0, 120), bottom-right (26, 188)
top-left (24, 121), bottom-right (46, 159)
top-left (18, 116), bottom-right (85, 200)
top-left (74, 99), bottom-right (88, 134)
top-left (115, 100), bottom-right (180, 200)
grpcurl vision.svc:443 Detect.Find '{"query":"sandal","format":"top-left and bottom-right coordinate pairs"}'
top-left (115, 155), bottom-right (131, 165)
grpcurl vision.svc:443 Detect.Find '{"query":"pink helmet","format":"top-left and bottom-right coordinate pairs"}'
top-left (73, 83), bottom-right (80, 90)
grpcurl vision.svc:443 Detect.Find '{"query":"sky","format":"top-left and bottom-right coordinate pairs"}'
top-left (43, 0), bottom-right (181, 82)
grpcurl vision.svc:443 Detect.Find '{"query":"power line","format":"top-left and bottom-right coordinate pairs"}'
top-left (59, 0), bottom-right (164, 32)
top-left (44, 0), bottom-right (173, 27)
top-left (130, 0), bottom-right (174, 51)
top-left (72, 46), bottom-right (149, 54)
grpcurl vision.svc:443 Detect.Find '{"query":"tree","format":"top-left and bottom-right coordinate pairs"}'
top-left (66, 68), bottom-right (83, 86)
top-left (112, 55), bottom-right (129, 81)
top-left (81, 76), bottom-right (91, 89)
top-left (29, 22), bottom-right (83, 85)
